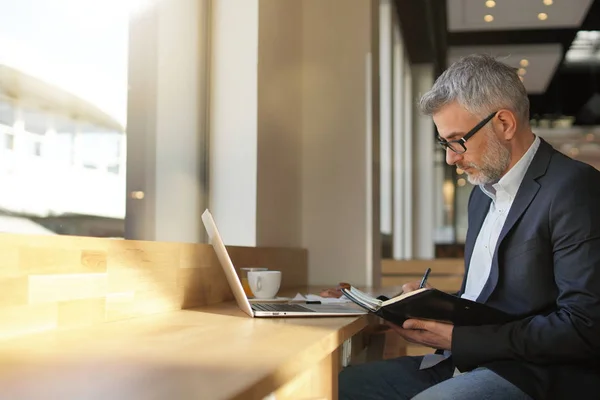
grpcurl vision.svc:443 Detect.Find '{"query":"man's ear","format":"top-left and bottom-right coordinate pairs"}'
top-left (495, 109), bottom-right (517, 141)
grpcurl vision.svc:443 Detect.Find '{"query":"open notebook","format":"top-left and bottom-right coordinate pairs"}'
top-left (341, 285), bottom-right (514, 326)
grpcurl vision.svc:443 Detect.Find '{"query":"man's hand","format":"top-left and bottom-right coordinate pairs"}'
top-left (388, 319), bottom-right (454, 350)
top-left (401, 280), bottom-right (432, 294)
top-left (319, 282), bottom-right (351, 298)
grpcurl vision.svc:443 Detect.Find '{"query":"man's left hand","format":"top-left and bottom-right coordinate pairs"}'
top-left (388, 319), bottom-right (454, 350)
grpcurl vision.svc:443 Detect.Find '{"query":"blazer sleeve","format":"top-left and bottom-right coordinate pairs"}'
top-left (451, 167), bottom-right (600, 370)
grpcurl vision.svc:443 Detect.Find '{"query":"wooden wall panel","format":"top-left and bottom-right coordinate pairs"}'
top-left (380, 258), bottom-right (464, 294)
top-left (57, 298), bottom-right (106, 329)
top-left (0, 303), bottom-right (58, 340)
top-left (0, 244), bottom-right (19, 278)
top-left (381, 258), bottom-right (464, 275)
top-left (0, 233), bottom-right (308, 341)
top-left (28, 273), bottom-right (108, 304)
top-left (380, 275), bottom-right (465, 293)
top-left (0, 277), bottom-right (28, 307)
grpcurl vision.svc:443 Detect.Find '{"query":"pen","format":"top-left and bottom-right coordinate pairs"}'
top-left (419, 267), bottom-right (431, 288)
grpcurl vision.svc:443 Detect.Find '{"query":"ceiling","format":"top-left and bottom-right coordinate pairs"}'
top-left (395, 0), bottom-right (600, 125)
top-left (395, 0), bottom-right (600, 166)
top-left (446, 0), bottom-right (592, 32)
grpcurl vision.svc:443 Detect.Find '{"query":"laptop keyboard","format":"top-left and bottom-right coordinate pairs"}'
top-left (251, 303), bottom-right (315, 313)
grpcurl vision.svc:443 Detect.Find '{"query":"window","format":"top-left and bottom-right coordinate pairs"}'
top-left (0, 0), bottom-right (128, 236)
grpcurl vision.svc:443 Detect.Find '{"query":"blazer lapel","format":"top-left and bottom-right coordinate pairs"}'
top-left (462, 188), bottom-right (491, 294)
top-left (476, 138), bottom-right (554, 303)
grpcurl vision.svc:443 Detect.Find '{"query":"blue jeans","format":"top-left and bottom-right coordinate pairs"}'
top-left (338, 356), bottom-right (532, 400)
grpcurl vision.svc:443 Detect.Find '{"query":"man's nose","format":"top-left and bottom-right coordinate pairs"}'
top-left (446, 148), bottom-right (461, 166)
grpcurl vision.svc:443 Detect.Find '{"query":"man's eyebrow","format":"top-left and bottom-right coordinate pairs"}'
top-left (439, 132), bottom-right (464, 141)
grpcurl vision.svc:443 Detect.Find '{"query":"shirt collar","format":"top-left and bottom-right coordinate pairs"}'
top-left (480, 135), bottom-right (541, 201)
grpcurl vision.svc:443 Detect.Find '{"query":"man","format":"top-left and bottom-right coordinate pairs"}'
top-left (338, 54), bottom-right (600, 399)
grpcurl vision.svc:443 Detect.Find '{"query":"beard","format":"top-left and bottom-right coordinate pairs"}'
top-left (460, 131), bottom-right (511, 186)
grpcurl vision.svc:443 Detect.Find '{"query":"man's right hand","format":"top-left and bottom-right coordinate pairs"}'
top-left (319, 282), bottom-right (351, 298)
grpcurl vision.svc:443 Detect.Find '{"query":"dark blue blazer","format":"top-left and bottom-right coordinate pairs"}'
top-left (452, 138), bottom-right (600, 400)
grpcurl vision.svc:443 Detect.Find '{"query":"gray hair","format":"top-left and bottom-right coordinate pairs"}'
top-left (419, 54), bottom-right (530, 124)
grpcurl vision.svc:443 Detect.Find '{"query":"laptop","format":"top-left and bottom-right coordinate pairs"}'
top-left (201, 209), bottom-right (367, 318)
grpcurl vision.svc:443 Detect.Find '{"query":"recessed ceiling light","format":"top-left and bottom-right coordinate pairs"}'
top-left (543, 0), bottom-right (553, 5)
top-left (484, 14), bottom-right (494, 22)
top-left (518, 68), bottom-right (527, 76)
top-left (486, 0), bottom-right (496, 7)
top-left (566, 31), bottom-right (600, 64)
top-left (520, 59), bottom-right (529, 67)
top-left (538, 12), bottom-right (548, 20)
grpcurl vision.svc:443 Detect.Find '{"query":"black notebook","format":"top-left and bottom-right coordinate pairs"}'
top-left (341, 286), bottom-right (514, 326)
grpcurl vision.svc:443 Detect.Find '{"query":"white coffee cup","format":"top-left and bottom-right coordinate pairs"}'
top-left (248, 270), bottom-right (282, 299)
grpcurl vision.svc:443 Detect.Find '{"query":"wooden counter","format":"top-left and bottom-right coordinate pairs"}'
top-left (0, 288), bottom-right (396, 400)
top-left (0, 233), bottom-right (408, 399)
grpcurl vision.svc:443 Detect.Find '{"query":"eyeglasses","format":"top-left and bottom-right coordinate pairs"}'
top-left (437, 111), bottom-right (498, 154)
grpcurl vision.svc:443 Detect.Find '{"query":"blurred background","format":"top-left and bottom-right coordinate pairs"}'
top-left (0, 0), bottom-right (598, 282)
top-left (404, 0), bottom-right (600, 258)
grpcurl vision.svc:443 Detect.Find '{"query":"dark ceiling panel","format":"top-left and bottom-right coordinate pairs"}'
top-left (448, 29), bottom-right (576, 47)
top-left (582, 0), bottom-right (600, 29)
top-left (529, 65), bottom-right (600, 122)
top-left (427, 0), bottom-right (449, 75)
top-left (394, 0), bottom-right (432, 64)
top-left (429, 0), bottom-right (600, 123)
top-left (395, 0), bottom-right (600, 123)
top-left (394, 0), bottom-right (448, 73)
top-left (528, 0), bottom-right (600, 121)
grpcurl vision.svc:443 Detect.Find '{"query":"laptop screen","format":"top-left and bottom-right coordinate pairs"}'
top-left (201, 209), bottom-right (254, 317)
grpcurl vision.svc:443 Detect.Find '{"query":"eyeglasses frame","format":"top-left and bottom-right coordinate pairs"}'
top-left (437, 111), bottom-right (498, 154)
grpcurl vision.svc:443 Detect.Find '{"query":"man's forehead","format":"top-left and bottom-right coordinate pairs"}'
top-left (434, 119), bottom-right (468, 140)
top-left (433, 106), bottom-right (472, 123)
top-left (434, 108), bottom-right (477, 139)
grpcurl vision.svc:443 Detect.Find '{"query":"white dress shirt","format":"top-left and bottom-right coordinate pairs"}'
top-left (461, 135), bottom-right (541, 301)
